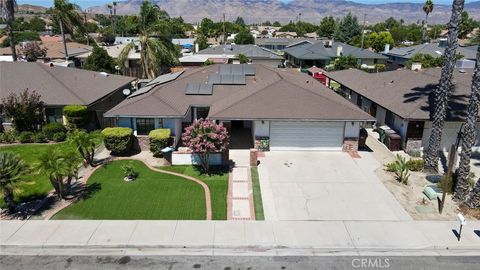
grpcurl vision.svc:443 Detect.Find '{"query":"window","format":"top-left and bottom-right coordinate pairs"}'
top-left (136, 118), bottom-right (154, 135)
top-left (192, 107), bottom-right (210, 120)
top-left (45, 108), bottom-right (63, 124)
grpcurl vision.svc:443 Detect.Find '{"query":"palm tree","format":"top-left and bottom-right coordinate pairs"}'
top-left (118, 0), bottom-right (179, 79)
top-left (68, 130), bottom-right (98, 167)
top-left (0, 152), bottom-right (28, 213)
top-left (52, 0), bottom-right (84, 59)
top-left (466, 178), bottom-right (480, 208)
top-left (423, 0), bottom-right (465, 171)
top-left (37, 149), bottom-right (79, 199)
top-left (422, 0), bottom-right (434, 42)
top-left (0, 0), bottom-right (17, 61)
top-left (454, 46), bottom-right (480, 203)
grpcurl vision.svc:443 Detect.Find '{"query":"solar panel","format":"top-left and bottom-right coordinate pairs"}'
top-left (129, 70), bottom-right (185, 98)
top-left (218, 64), bottom-right (256, 76)
top-left (207, 74), bottom-right (246, 85)
top-left (185, 83), bottom-right (213, 95)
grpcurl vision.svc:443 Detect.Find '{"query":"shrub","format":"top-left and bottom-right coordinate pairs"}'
top-left (101, 127), bottom-right (133, 154)
top-left (148, 129), bottom-right (171, 157)
top-left (384, 162), bottom-right (397, 172)
top-left (0, 130), bottom-right (17, 143)
top-left (42, 122), bottom-right (66, 140)
top-left (393, 154), bottom-right (410, 185)
top-left (52, 132), bottom-right (67, 142)
top-left (18, 131), bottom-right (34, 143)
top-left (33, 132), bottom-right (47, 143)
top-left (122, 162), bottom-right (138, 180)
top-left (63, 105), bottom-right (88, 128)
top-left (407, 159), bottom-right (424, 172)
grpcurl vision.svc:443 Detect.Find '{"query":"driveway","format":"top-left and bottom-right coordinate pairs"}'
top-left (257, 151), bottom-right (412, 221)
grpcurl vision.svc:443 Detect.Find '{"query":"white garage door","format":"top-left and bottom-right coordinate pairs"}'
top-left (270, 121), bottom-right (345, 151)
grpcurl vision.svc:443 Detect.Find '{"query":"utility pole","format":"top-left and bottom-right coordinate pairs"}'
top-left (113, 1), bottom-right (117, 36)
top-left (298, 13), bottom-right (301, 23)
top-left (360, 13), bottom-right (366, 49)
top-left (223, 13), bottom-right (226, 44)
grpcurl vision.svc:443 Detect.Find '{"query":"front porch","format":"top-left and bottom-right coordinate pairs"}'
top-left (227, 120), bottom-right (254, 150)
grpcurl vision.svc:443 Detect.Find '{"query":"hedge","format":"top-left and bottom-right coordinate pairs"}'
top-left (148, 129), bottom-right (171, 157)
top-left (101, 127), bottom-right (133, 154)
top-left (42, 122), bottom-right (66, 140)
top-left (63, 105), bottom-right (88, 128)
top-left (18, 131), bottom-right (34, 143)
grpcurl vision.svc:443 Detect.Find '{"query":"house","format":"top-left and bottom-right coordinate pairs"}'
top-left (0, 62), bottom-right (136, 129)
top-left (325, 68), bottom-right (480, 153)
top-left (284, 40), bottom-right (388, 68)
top-left (385, 39), bottom-right (478, 66)
top-left (114, 36), bottom-right (140, 45)
top-left (275, 32), bottom-right (297, 38)
top-left (255, 37), bottom-right (319, 52)
top-left (195, 44), bottom-right (283, 67)
top-left (104, 64), bottom-right (374, 152)
top-left (172, 38), bottom-right (196, 52)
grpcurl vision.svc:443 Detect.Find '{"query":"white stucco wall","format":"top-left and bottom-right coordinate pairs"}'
top-left (391, 115), bottom-right (408, 147)
top-left (172, 152), bottom-right (222, 165)
top-left (376, 107), bottom-right (387, 126)
top-left (422, 121), bottom-right (480, 151)
top-left (253, 120), bottom-right (270, 137)
top-left (344, 121), bottom-right (360, 138)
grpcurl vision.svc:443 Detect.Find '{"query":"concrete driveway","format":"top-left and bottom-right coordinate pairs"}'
top-left (257, 151), bottom-right (412, 221)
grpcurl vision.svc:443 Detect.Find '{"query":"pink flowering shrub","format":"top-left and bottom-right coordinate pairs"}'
top-left (182, 119), bottom-right (229, 172)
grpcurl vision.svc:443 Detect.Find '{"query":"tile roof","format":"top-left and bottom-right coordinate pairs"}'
top-left (0, 62), bottom-right (136, 106)
top-left (105, 64), bottom-right (374, 122)
top-left (326, 68), bottom-right (475, 121)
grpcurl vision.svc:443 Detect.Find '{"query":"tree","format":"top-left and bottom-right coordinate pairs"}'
top-left (0, 30), bottom-right (40, 47)
top-left (26, 16), bottom-right (46, 32)
top-left (466, 178), bottom-right (480, 208)
top-left (84, 45), bottom-right (116, 73)
top-left (0, 0), bottom-right (17, 61)
top-left (234, 29), bottom-right (254, 44)
top-left (454, 46), bottom-right (479, 203)
top-left (19, 41), bottom-right (47, 62)
top-left (424, 0), bottom-right (465, 171)
top-left (422, 0), bottom-right (434, 42)
top-left (38, 149), bottom-right (80, 199)
top-left (118, 0), bottom-right (179, 79)
top-left (367, 31), bottom-right (394, 52)
top-left (52, 0), bottom-right (84, 59)
top-left (384, 17), bottom-right (400, 30)
top-left (429, 24), bottom-right (445, 40)
top-left (199, 17), bottom-right (215, 37)
top-left (460, 11), bottom-right (475, 39)
top-left (2, 89), bottom-right (44, 132)
top-left (333, 12), bottom-right (361, 43)
top-left (181, 119), bottom-right (229, 173)
top-left (196, 34), bottom-right (208, 51)
top-left (235, 16), bottom-right (245, 27)
top-left (317, 16), bottom-right (336, 39)
top-left (0, 152), bottom-right (28, 213)
top-left (68, 129), bottom-right (99, 167)
top-left (332, 55), bottom-right (357, 71)
top-left (237, 54), bottom-right (249, 64)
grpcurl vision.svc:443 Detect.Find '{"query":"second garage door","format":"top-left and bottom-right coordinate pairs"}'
top-left (270, 121), bottom-right (344, 151)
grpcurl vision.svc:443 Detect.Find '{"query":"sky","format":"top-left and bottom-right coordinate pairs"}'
top-left (17, 0), bottom-right (478, 9)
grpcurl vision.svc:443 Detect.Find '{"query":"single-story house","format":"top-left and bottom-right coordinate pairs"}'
top-left (284, 40), bottom-right (388, 68)
top-left (105, 64), bottom-right (374, 152)
top-left (385, 39), bottom-right (478, 66)
top-left (0, 62), bottom-right (136, 129)
top-left (275, 32), bottom-right (297, 38)
top-left (195, 44), bottom-right (283, 67)
top-left (325, 68), bottom-right (480, 152)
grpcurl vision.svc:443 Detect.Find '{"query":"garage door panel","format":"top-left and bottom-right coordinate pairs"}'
top-left (270, 121), bottom-right (344, 151)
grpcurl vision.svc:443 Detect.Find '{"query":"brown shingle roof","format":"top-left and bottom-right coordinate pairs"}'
top-left (0, 62), bottom-right (136, 106)
top-left (105, 64), bottom-right (374, 121)
top-left (326, 68), bottom-right (474, 121)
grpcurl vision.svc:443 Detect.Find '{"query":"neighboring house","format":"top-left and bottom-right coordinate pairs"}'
top-left (0, 62), bottom-right (136, 129)
top-left (326, 68), bottom-right (480, 152)
top-left (385, 39), bottom-right (478, 66)
top-left (172, 38), bottom-right (196, 51)
top-left (114, 37), bottom-right (140, 45)
top-left (275, 32), bottom-right (297, 38)
top-left (255, 37), bottom-right (319, 52)
top-left (284, 40), bottom-right (388, 68)
top-left (195, 44), bottom-right (283, 67)
top-left (105, 64), bottom-right (374, 152)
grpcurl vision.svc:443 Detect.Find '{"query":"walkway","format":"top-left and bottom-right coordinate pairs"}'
top-left (1, 220), bottom-right (479, 256)
top-left (228, 150), bottom-right (255, 220)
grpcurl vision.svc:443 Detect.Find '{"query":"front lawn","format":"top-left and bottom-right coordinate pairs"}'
top-left (160, 165), bottom-right (229, 220)
top-left (0, 142), bottom-right (77, 208)
top-left (53, 160), bottom-right (206, 220)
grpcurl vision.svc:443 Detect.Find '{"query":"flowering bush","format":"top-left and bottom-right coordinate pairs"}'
top-left (182, 119), bottom-right (229, 173)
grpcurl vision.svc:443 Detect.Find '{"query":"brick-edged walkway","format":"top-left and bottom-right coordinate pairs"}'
top-left (227, 166), bottom-right (255, 220)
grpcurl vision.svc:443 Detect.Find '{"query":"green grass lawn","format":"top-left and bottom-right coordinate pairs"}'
top-left (53, 160), bottom-right (206, 220)
top-left (251, 167), bottom-right (265, 220)
top-left (160, 165), bottom-right (229, 220)
top-left (0, 142), bottom-right (77, 208)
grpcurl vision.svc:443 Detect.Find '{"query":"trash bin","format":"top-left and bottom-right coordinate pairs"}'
top-left (359, 128), bottom-right (368, 149)
top-left (386, 133), bottom-right (401, 151)
top-left (378, 125), bottom-right (392, 144)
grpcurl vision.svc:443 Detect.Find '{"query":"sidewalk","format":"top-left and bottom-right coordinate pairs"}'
top-left (1, 220), bottom-right (479, 256)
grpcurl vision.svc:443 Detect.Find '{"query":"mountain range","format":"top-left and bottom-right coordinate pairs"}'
top-left (85, 0), bottom-right (480, 24)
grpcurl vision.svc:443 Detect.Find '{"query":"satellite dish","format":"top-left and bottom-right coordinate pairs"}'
top-left (122, 89), bottom-right (131, 96)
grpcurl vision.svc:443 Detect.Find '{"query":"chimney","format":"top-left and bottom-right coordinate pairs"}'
top-left (384, 44), bottom-right (390, 54)
top-left (336, 46), bottom-right (343, 57)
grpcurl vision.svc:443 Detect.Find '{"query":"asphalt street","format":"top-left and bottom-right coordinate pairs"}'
top-left (1, 255), bottom-right (479, 270)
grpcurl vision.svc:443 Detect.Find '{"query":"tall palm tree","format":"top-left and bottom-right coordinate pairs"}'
top-left (68, 129), bottom-right (98, 167)
top-left (466, 178), bottom-right (480, 208)
top-left (422, 0), bottom-right (434, 42)
top-left (52, 0), bottom-right (84, 59)
top-left (423, 0), bottom-right (465, 171)
top-left (0, 152), bottom-right (28, 213)
top-left (454, 46), bottom-right (480, 203)
top-left (0, 0), bottom-right (17, 61)
top-left (118, 0), bottom-right (179, 79)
